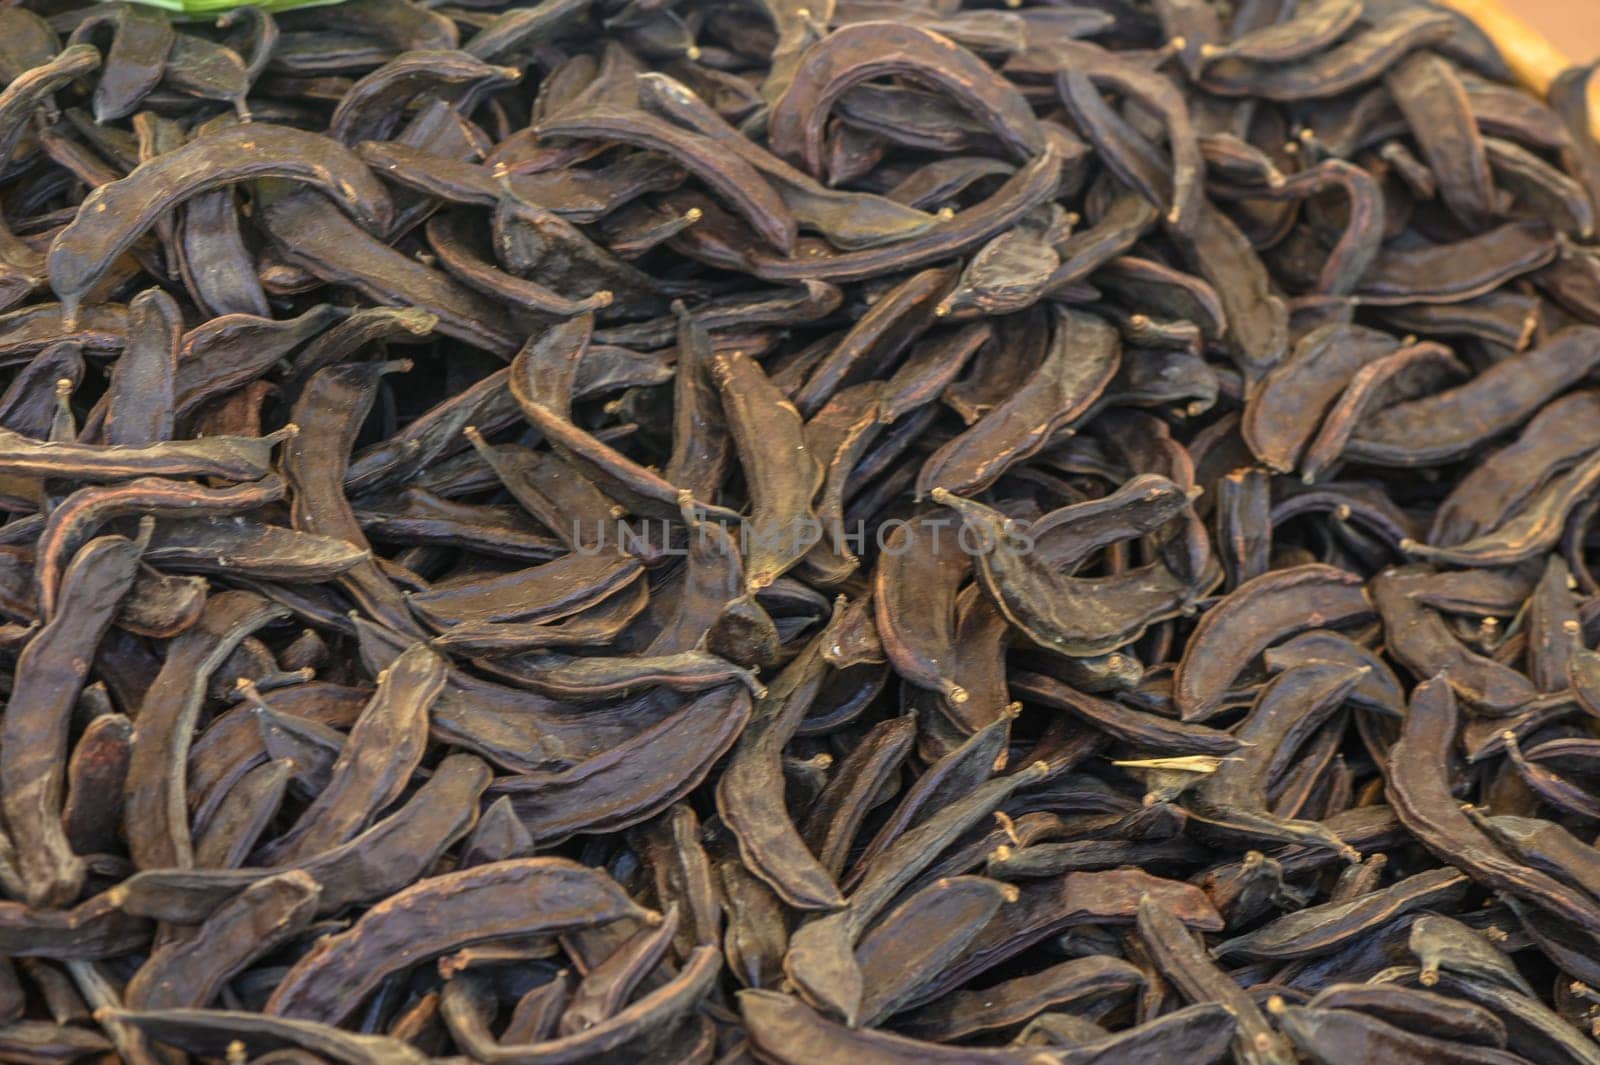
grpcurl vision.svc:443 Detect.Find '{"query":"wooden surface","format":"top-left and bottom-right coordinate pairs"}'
top-left (1437, 0), bottom-right (1600, 139)
top-left (1511, 2), bottom-right (1600, 60)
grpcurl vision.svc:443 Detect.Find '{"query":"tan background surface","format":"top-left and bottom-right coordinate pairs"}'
top-left (1513, 2), bottom-right (1600, 60)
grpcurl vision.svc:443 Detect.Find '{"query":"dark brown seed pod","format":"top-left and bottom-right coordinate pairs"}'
top-left (49, 124), bottom-right (394, 318)
top-left (0, 0), bottom-right (1597, 1056)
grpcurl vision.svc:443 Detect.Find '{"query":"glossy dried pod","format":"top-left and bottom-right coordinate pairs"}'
top-left (0, 0), bottom-right (1596, 1061)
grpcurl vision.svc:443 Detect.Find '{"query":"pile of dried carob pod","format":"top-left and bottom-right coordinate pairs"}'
top-left (10, 0), bottom-right (1600, 1062)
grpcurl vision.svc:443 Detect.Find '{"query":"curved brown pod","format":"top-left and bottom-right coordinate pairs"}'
top-left (120, 752), bottom-right (491, 924)
top-left (144, 519), bottom-right (370, 583)
top-left (1485, 136), bottom-right (1595, 240)
top-left (214, 6), bottom-right (274, 85)
top-left (431, 580), bottom-right (648, 656)
top-left (69, 4), bottom-right (172, 123)
top-left (852, 876), bottom-right (1014, 1026)
top-left (879, 322), bottom-right (990, 424)
top-left (462, 0), bottom-right (588, 60)
top-left (259, 187), bottom-right (517, 356)
top-left (1214, 467), bottom-right (1270, 590)
top-left (914, 866), bottom-right (1224, 1002)
top-left (846, 715), bottom-right (1013, 887)
top-left (104, 287), bottom-right (178, 446)
top-left (709, 348), bottom-right (822, 588)
top-left (2, 532), bottom-right (144, 908)
top-left (1168, 200), bottom-right (1287, 379)
top-left (536, 109), bottom-right (797, 254)
top-left (256, 642), bottom-right (444, 864)
top-left (794, 265), bottom-right (951, 417)
top-left (1405, 451), bottom-right (1600, 568)
top-left (0, 889), bottom-right (149, 959)
top-left (0, 45), bottom-right (101, 174)
top-left (1387, 679), bottom-right (1600, 936)
top-left (407, 551), bottom-right (643, 629)
top-left (1305, 984), bottom-right (1507, 1047)
top-left (938, 213), bottom-right (1065, 316)
top-left (124, 871), bottom-right (320, 1009)
top-left (1045, 182), bottom-right (1159, 292)
top-left (61, 710), bottom-right (132, 857)
top-left (1503, 730), bottom-right (1600, 822)
top-left (161, 32), bottom-right (250, 117)
top-left (274, 0), bottom-right (455, 52)
top-left (424, 213), bottom-right (617, 318)
top-left (509, 316), bottom-right (739, 526)
top-left (1385, 49), bottom-right (1497, 232)
top-left (717, 621), bottom-right (844, 912)
top-left (939, 489), bottom-right (1195, 658)
top-left (782, 761), bottom-right (1048, 1026)
top-left (1370, 566), bottom-right (1536, 714)
top-left (1242, 322), bottom-right (1398, 473)
top-left (802, 715), bottom-right (916, 879)
top-left (745, 147), bottom-right (1061, 282)
top-left (1174, 564), bottom-right (1372, 721)
top-left (1057, 70), bottom-right (1173, 226)
top-left (0, 427), bottom-right (286, 484)
top-left (49, 125), bottom-right (394, 319)
top-left (329, 49), bottom-right (519, 145)
top-left (1429, 390), bottom-right (1600, 546)
top-left (265, 858), bottom-right (652, 1025)
top-left (1357, 219), bottom-right (1560, 306)
top-left (1218, 159), bottom-right (1384, 296)
top-left (637, 71), bottom-right (938, 251)
top-left (1035, 475), bottom-right (1199, 573)
top-left (175, 305), bottom-right (344, 417)
top-left (107, 1008), bottom-right (429, 1065)
top-left (1188, 661), bottom-right (1365, 858)
top-left (1271, 481), bottom-right (1417, 555)
top-left (123, 590), bottom-right (290, 871)
top-left (194, 757), bottom-right (292, 869)
top-left (0, 1022), bottom-right (112, 1061)
top-left (1473, 813), bottom-right (1600, 910)
top-left (741, 990), bottom-right (1235, 1065)
top-left (891, 955), bottom-right (1144, 1043)
top-left (1549, 61), bottom-right (1600, 219)
top-left (917, 307), bottom-right (1118, 497)
top-left (1136, 895), bottom-right (1296, 1065)
top-left (1012, 672), bottom-right (1241, 757)
top-left (1199, 8), bottom-right (1456, 101)
top-left (443, 946), bottom-right (720, 1064)
top-left (34, 477), bottom-right (285, 621)
top-left (363, 140), bottom-right (682, 225)
top-left (1275, 1004), bottom-right (1514, 1065)
top-left (1204, 0), bottom-right (1362, 66)
top-left (0, 8), bottom-right (61, 85)
top-left (1300, 340), bottom-right (1464, 484)
top-left (628, 809), bottom-right (718, 958)
top-left (494, 685), bottom-right (753, 844)
top-left (284, 360), bottom-right (422, 638)
top-left (1213, 867), bottom-right (1469, 961)
top-left (0, 303), bottom-right (128, 362)
top-left (768, 22), bottom-right (1044, 179)
top-left (1412, 916), bottom-right (1534, 995)
top-left (1019, 39), bottom-right (1202, 229)
top-left (1343, 325), bottom-right (1600, 467)
top-left (872, 511), bottom-right (971, 705)
top-left (484, 647), bottom-right (762, 700)
top-left (800, 382), bottom-right (883, 583)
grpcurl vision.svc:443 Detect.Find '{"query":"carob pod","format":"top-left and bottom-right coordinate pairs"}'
top-left (0, 1), bottom-right (1598, 1061)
